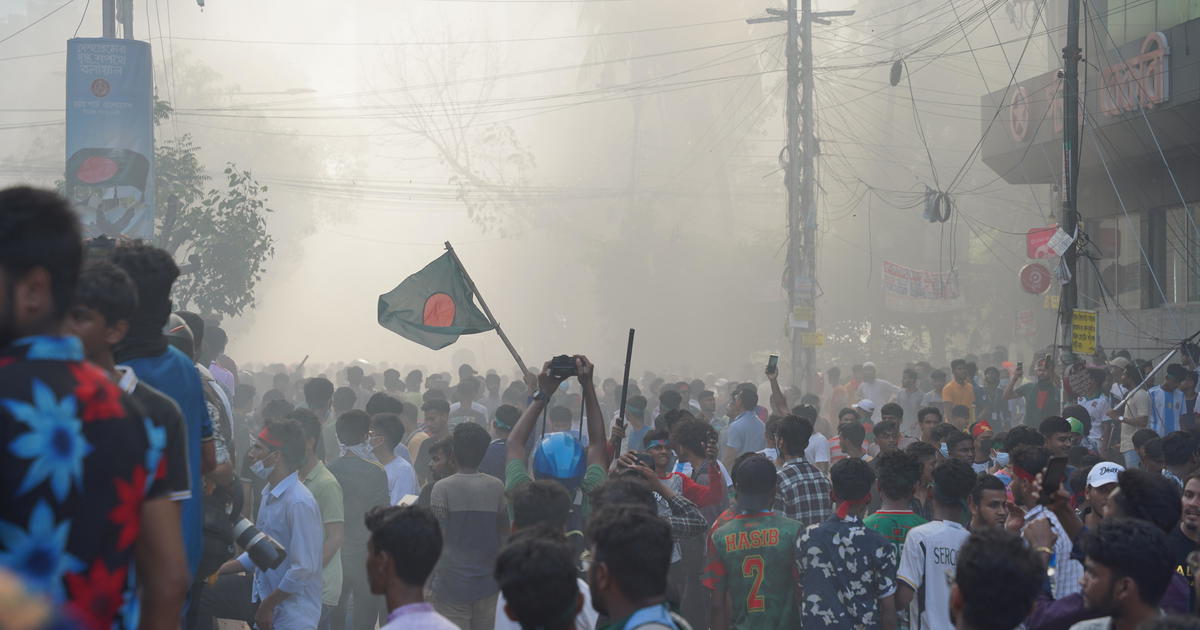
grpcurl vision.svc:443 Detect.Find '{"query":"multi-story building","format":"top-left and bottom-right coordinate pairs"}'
top-left (981, 0), bottom-right (1200, 352)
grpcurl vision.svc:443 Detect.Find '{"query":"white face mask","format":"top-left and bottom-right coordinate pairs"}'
top-left (250, 456), bottom-right (275, 480)
top-left (346, 442), bottom-right (377, 462)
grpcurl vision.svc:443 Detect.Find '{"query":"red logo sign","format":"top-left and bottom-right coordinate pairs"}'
top-left (90, 78), bottom-right (110, 98)
top-left (1026, 225), bottom-right (1058, 258)
top-left (1100, 32), bottom-right (1169, 117)
top-left (1020, 263), bottom-right (1052, 294)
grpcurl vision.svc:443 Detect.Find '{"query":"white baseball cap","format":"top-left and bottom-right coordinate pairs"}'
top-left (1087, 462), bottom-right (1125, 488)
top-left (855, 399), bottom-right (876, 413)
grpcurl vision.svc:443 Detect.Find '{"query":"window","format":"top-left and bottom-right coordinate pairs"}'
top-left (1147, 204), bottom-right (1200, 306)
top-left (1080, 216), bottom-right (1142, 310)
top-left (1104, 0), bottom-right (1200, 46)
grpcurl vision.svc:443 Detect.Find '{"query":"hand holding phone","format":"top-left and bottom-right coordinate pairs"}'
top-left (766, 354), bottom-right (779, 376)
top-left (1038, 456), bottom-right (1069, 505)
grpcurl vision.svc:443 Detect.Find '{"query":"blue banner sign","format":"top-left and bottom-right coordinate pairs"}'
top-left (65, 38), bottom-right (155, 239)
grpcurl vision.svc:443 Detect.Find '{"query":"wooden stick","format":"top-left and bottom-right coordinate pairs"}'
top-left (612, 328), bottom-right (636, 454)
top-left (443, 241), bottom-right (531, 377)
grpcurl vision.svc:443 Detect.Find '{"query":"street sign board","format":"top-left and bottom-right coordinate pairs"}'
top-left (1071, 309), bottom-right (1097, 355)
top-left (1026, 226), bottom-right (1058, 258)
top-left (1019, 263), bottom-right (1052, 294)
top-left (800, 332), bottom-right (825, 347)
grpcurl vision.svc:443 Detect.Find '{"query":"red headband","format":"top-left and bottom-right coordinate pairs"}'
top-left (832, 491), bottom-right (872, 519)
top-left (258, 426), bottom-right (282, 449)
top-left (1012, 466), bottom-right (1036, 483)
top-left (971, 421), bottom-right (993, 438)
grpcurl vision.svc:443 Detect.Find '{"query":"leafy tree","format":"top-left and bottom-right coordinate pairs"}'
top-left (153, 98), bottom-right (275, 318)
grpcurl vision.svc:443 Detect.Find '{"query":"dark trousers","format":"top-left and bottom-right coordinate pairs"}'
top-left (334, 555), bottom-right (382, 630)
top-left (318, 604), bottom-right (335, 630)
top-left (678, 536), bottom-right (709, 630)
top-left (191, 574), bottom-right (256, 630)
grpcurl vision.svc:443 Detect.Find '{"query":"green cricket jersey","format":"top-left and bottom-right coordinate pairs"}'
top-left (864, 509), bottom-right (928, 558)
top-left (702, 511), bottom-right (803, 630)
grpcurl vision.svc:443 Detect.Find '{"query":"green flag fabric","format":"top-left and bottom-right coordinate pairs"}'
top-left (377, 251), bottom-right (496, 350)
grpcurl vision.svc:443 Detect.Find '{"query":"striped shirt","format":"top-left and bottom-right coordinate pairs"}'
top-left (1024, 505), bottom-right (1082, 599)
top-left (1149, 386), bottom-right (1185, 435)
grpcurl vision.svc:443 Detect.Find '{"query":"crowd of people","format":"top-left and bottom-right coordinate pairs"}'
top-left (4, 183), bottom-right (1200, 630)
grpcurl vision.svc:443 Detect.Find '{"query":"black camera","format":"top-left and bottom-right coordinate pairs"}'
top-left (630, 451), bottom-right (657, 470)
top-left (232, 518), bottom-right (288, 570)
top-left (548, 355), bottom-right (578, 378)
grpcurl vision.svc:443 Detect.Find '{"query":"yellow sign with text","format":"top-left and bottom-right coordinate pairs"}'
top-left (800, 332), bottom-right (825, 347)
top-left (1071, 309), bottom-right (1097, 355)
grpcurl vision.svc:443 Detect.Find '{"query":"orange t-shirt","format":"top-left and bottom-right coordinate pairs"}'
top-left (941, 380), bottom-right (976, 424)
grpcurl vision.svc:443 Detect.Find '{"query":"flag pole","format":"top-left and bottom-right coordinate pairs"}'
top-left (444, 241), bottom-right (531, 377)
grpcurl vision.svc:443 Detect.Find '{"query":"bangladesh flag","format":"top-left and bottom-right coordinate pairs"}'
top-left (377, 251), bottom-right (495, 350)
top-left (66, 148), bottom-right (151, 192)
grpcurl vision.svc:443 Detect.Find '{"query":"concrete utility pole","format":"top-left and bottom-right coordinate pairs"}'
top-left (748, 3), bottom-right (852, 391)
top-left (797, 0), bottom-right (816, 393)
top-left (120, 0), bottom-right (134, 39)
top-left (1058, 0), bottom-right (1081, 361)
top-left (102, 0), bottom-right (115, 37)
top-left (102, 0), bottom-right (134, 39)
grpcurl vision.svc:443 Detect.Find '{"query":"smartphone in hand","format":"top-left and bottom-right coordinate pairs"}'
top-left (1039, 456), bottom-right (1069, 504)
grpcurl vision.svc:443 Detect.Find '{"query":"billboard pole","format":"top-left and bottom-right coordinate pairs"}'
top-left (102, 0), bottom-right (115, 38)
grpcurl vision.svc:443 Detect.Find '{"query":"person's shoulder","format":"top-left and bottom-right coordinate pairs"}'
top-left (801, 518), bottom-right (836, 540)
top-left (712, 514), bottom-right (743, 537)
top-left (312, 462), bottom-right (342, 487)
top-left (905, 519), bottom-right (942, 538)
top-left (133, 381), bottom-right (186, 422)
top-left (160, 345), bottom-right (197, 372)
top-left (330, 454), bottom-right (378, 474)
top-left (856, 522), bottom-right (891, 546)
top-left (769, 513), bottom-right (805, 535)
top-left (308, 469), bottom-right (343, 503)
top-left (906, 513), bottom-right (930, 527)
top-left (289, 476), bottom-right (321, 507)
top-left (431, 473), bottom-right (456, 491)
top-left (472, 471), bottom-right (505, 491)
top-left (326, 455), bottom-right (351, 477)
top-left (1068, 617), bottom-right (1112, 630)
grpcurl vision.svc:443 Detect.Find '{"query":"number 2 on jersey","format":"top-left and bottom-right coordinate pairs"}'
top-left (742, 554), bottom-right (765, 612)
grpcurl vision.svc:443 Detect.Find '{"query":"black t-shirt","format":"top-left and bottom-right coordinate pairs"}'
top-left (1167, 526), bottom-right (1198, 587)
top-left (417, 479), bottom-right (435, 508)
top-left (130, 380), bottom-right (193, 502)
top-left (327, 454), bottom-right (390, 560)
top-left (479, 439), bottom-right (506, 481)
top-left (415, 438), bottom-right (436, 487)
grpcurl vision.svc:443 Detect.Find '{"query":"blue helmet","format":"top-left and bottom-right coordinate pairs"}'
top-left (533, 432), bottom-right (586, 483)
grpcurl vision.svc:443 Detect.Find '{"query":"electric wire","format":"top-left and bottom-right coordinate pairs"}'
top-left (0, 0), bottom-right (79, 46)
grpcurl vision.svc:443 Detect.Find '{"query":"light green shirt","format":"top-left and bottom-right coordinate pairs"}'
top-left (303, 460), bottom-right (344, 605)
top-left (504, 459), bottom-right (606, 524)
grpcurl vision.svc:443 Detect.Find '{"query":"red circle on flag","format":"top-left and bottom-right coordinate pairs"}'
top-left (1020, 263), bottom-right (1051, 294)
top-left (423, 293), bottom-right (456, 327)
top-left (76, 156), bottom-right (119, 184)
